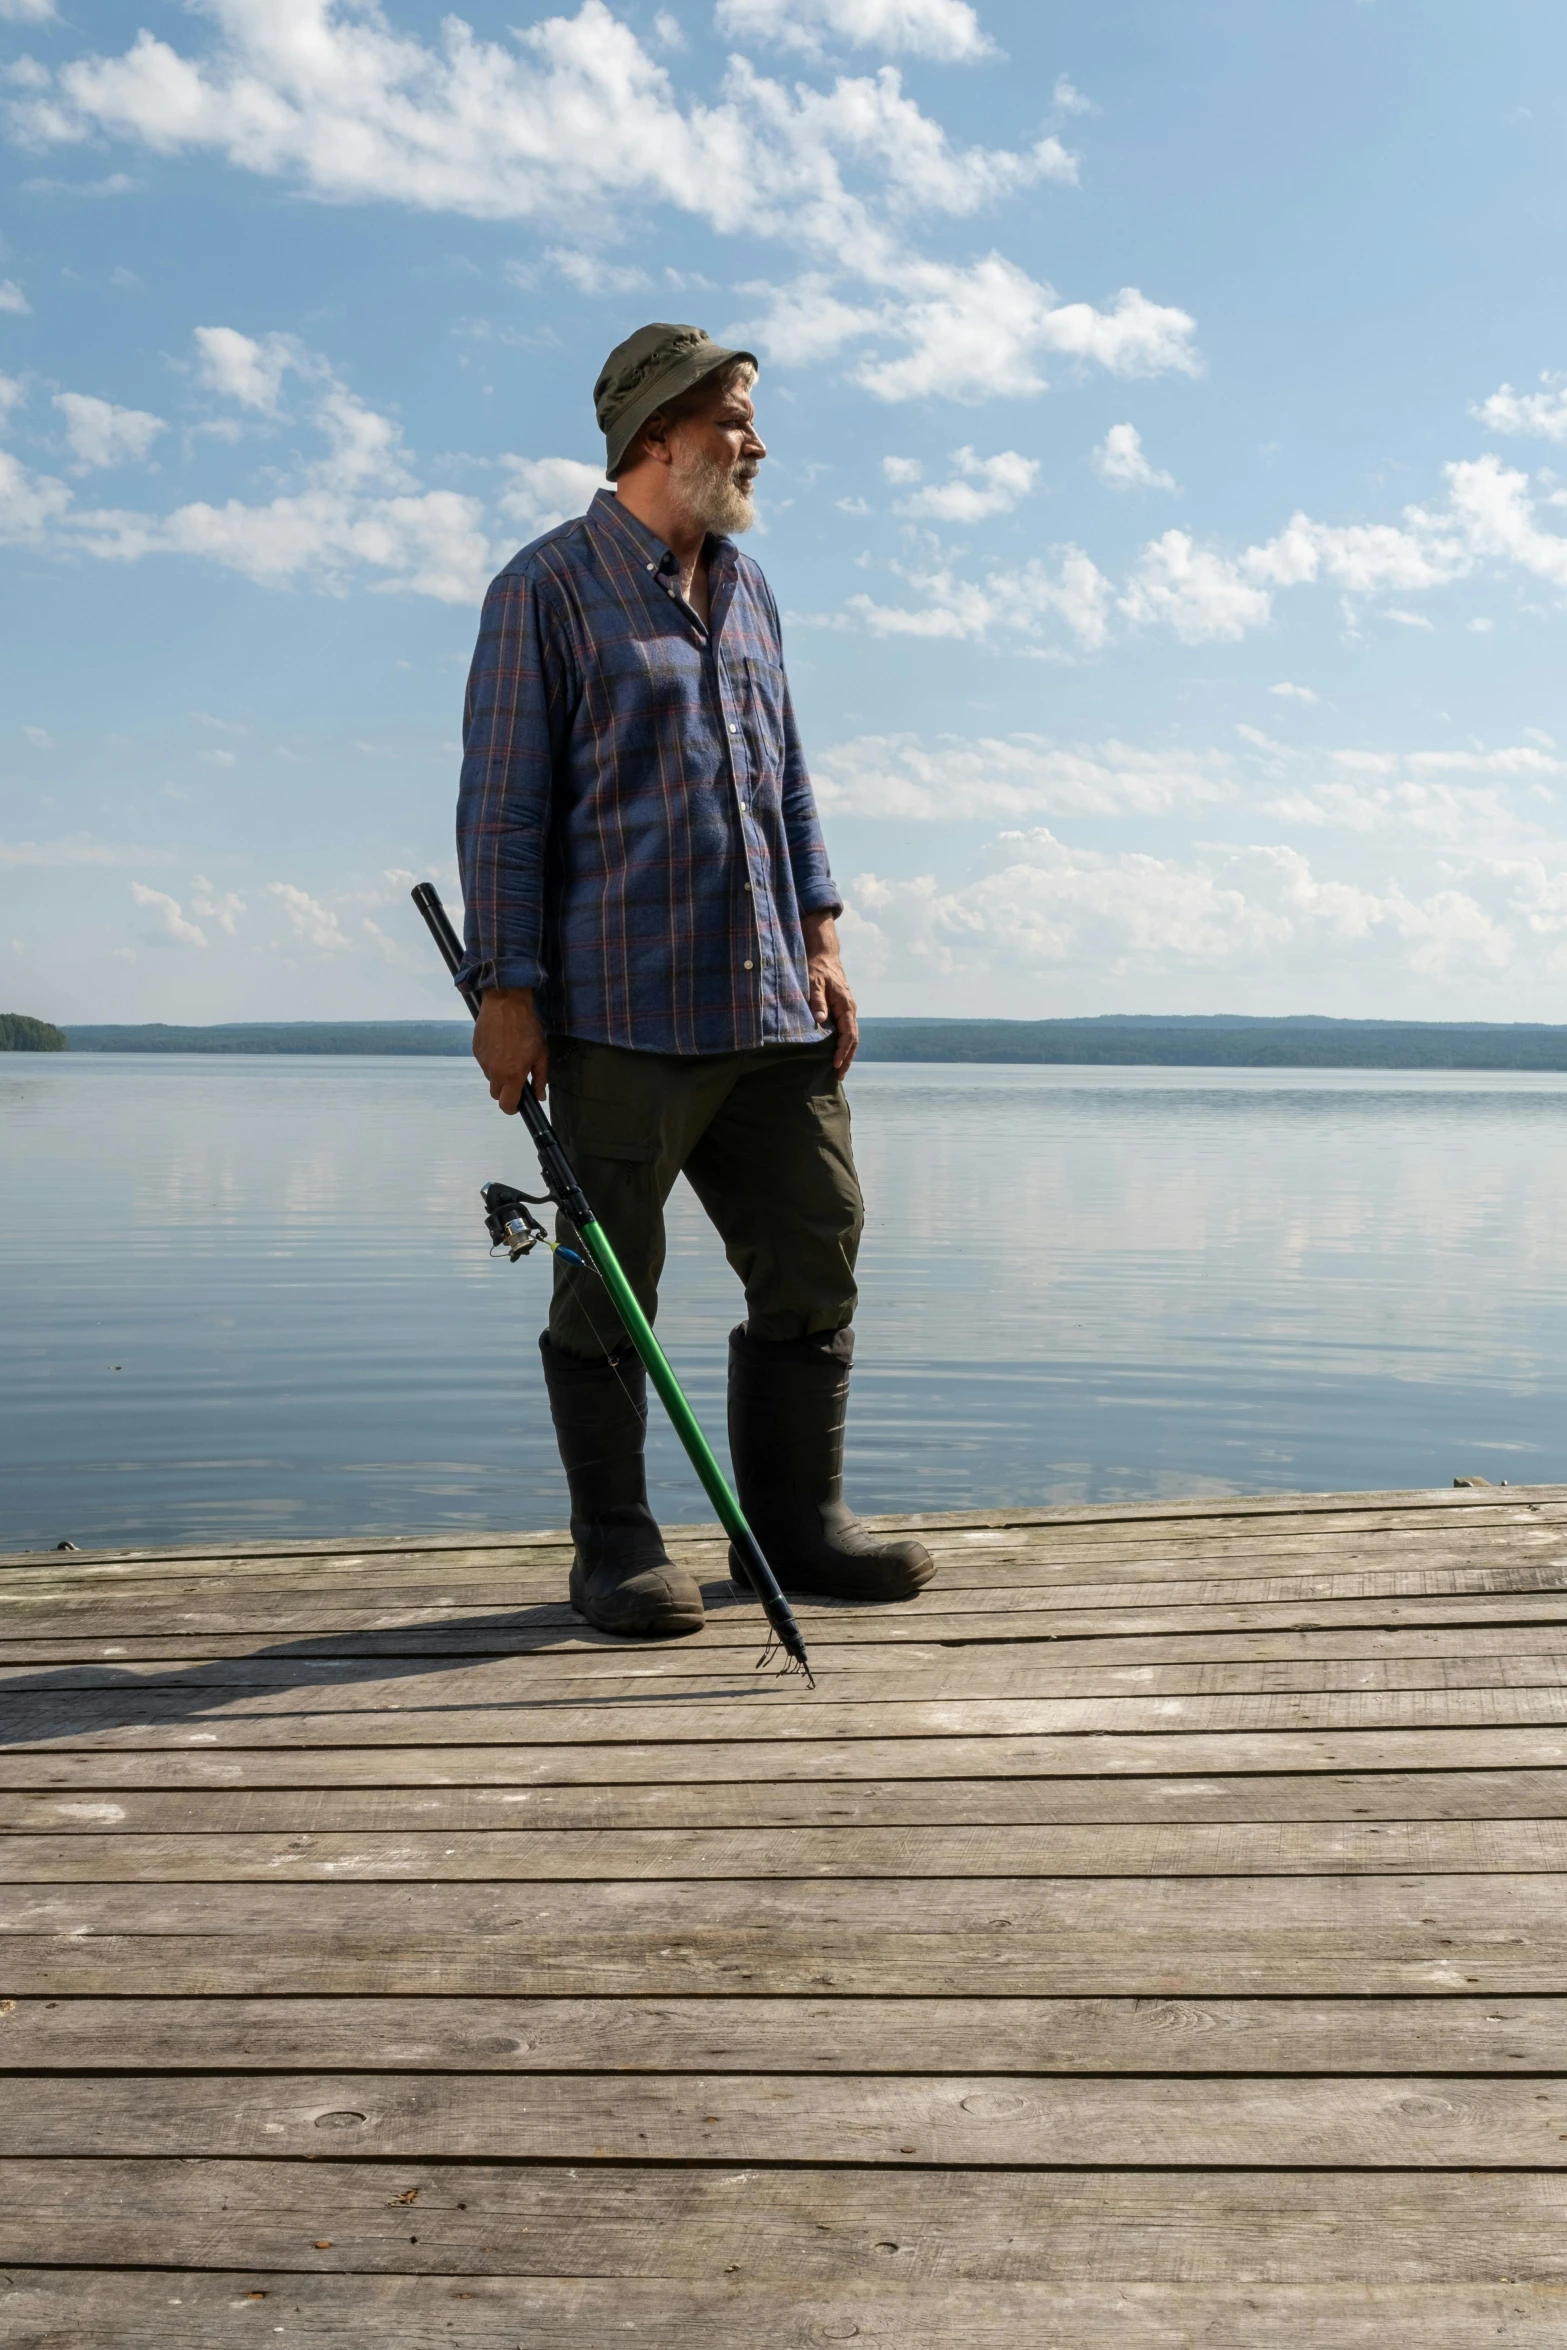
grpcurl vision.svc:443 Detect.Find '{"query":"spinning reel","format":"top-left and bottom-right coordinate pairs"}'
top-left (480, 1181), bottom-right (583, 1267)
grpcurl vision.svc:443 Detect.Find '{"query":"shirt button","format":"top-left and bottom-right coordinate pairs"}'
top-left (729, 722), bottom-right (738, 733)
top-left (743, 882), bottom-right (752, 893)
top-left (743, 959), bottom-right (754, 971)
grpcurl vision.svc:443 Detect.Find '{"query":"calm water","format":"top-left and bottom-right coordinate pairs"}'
top-left (3, 1055), bottom-right (1566, 1551)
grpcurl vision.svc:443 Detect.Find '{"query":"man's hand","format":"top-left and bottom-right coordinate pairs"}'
top-left (473, 985), bottom-right (549, 1113)
top-left (802, 910), bottom-right (859, 1075)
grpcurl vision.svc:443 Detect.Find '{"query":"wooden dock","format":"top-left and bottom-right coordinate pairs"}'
top-left (3, 1484), bottom-right (1567, 2345)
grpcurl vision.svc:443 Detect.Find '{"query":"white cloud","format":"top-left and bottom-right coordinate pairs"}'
top-left (20, 169), bottom-right (137, 196)
top-left (1092, 421), bottom-right (1176, 491)
top-left (310, 383), bottom-right (412, 491)
top-left (714, 0), bottom-right (996, 61)
top-left (269, 881), bottom-right (349, 951)
top-left (498, 455), bottom-right (608, 537)
top-left (22, 725), bottom-right (52, 747)
top-left (0, 373), bottom-right (24, 426)
top-left (838, 430), bottom-right (1567, 649)
top-left (0, 0), bottom-right (58, 20)
top-left (844, 833), bottom-right (1516, 990)
top-left (814, 732), bottom-right (1237, 821)
top-left (0, 447), bottom-right (73, 541)
top-left (130, 882), bottom-right (207, 947)
top-left (193, 325), bottom-right (297, 413)
top-left (1443, 451), bottom-right (1567, 588)
top-left (14, 4), bottom-right (1051, 243)
top-left (843, 543), bottom-right (1111, 650)
top-left (835, 261), bottom-right (1198, 403)
top-left (1120, 530), bottom-right (1272, 643)
top-left (112, 484), bottom-right (490, 602)
top-left (1051, 76), bottom-right (1095, 116)
top-left (53, 390), bottom-right (166, 470)
top-left (63, 327), bottom-right (491, 602)
top-left (731, 275), bottom-right (879, 366)
top-left (1, 834), bottom-right (169, 868)
top-left (1472, 374), bottom-right (1567, 443)
top-left (1269, 682), bottom-right (1319, 704)
top-left (0, 280), bottom-right (30, 315)
top-left (1405, 744), bottom-right (1562, 776)
top-left (1245, 507), bottom-right (1468, 597)
top-left (892, 444), bottom-right (1037, 520)
top-left (546, 249), bottom-right (651, 295)
top-left (189, 876), bottom-right (245, 935)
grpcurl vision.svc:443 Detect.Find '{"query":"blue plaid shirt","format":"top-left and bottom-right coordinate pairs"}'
top-left (455, 490), bottom-right (842, 1056)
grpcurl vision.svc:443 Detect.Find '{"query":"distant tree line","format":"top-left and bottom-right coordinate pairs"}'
top-left (0, 1013), bottom-right (65, 1051)
top-left (49, 1013), bottom-right (1567, 1069)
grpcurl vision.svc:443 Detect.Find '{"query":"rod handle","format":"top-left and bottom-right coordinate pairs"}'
top-left (411, 881), bottom-right (482, 1017)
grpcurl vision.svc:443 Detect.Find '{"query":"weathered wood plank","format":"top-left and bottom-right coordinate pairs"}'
top-left (13, 1649), bottom-right (1567, 1699)
top-left (4, 2161), bottom-right (1566, 2281)
top-left (3, 2270), bottom-right (1565, 2349)
top-left (5, 1994), bottom-right (1564, 2076)
top-left (6, 2069), bottom-right (1567, 2166)
top-left (9, 1872), bottom-right (1563, 1936)
top-left (3, 1482), bottom-right (1557, 1569)
top-left (11, 1817), bottom-right (1567, 1881)
top-left (15, 1579), bottom-right (1567, 1654)
top-left (13, 1683), bottom-right (1567, 1749)
top-left (4, 1510), bottom-right (1564, 1592)
top-left (8, 1533), bottom-right (1567, 1617)
top-left (10, 1562), bottom-right (1567, 1647)
top-left (6, 1726), bottom-right (1567, 1788)
top-left (17, 1617), bottom-right (1567, 1668)
top-left (11, 1587), bottom-right (1567, 1650)
top-left (6, 1766), bottom-right (1567, 1831)
top-left (10, 1522), bottom-right (1563, 1593)
top-left (7, 1924), bottom-right (1554, 1996)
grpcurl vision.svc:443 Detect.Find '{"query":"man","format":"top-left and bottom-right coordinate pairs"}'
top-left (455, 321), bottom-right (933, 1638)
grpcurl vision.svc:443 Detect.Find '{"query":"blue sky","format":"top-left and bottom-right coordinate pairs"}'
top-left (5, 0), bottom-right (1567, 1023)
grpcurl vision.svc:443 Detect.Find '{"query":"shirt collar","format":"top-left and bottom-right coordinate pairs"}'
top-left (587, 488), bottom-right (737, 615)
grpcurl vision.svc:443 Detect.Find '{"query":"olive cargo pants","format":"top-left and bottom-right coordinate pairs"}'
top-left (544, 1034), bottom-right (864, 1360)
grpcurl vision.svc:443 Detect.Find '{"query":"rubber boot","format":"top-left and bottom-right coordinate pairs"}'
top-left (726, 1325), bottom-right (935, 1602)
top-left (539, 1334), bottom-right (704, 1638)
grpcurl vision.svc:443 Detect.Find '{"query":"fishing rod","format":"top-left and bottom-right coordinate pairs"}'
top-left (410, 881), bottom-right (813, 1685)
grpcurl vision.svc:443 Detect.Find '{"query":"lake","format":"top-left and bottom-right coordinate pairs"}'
top-left (3, 1054), bottom-right (1565, 1552)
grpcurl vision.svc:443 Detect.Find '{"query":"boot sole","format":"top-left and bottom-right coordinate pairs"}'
top-left (729, 1547), bottom-right (935, 1605)
top-left (569, 1563), bottom-right (706, 1640)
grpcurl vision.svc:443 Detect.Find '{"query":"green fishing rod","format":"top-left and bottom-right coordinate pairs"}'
top-left (411, 882), bottom-right (813, 1684)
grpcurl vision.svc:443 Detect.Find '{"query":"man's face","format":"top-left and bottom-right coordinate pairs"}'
top-left (668, 374), bottom-right (766, 534)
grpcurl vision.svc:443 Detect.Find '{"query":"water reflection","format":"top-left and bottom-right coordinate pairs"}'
top-left (3, 1058), bottom-right (1565, 1549)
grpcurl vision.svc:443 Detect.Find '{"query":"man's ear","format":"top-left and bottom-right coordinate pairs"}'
top-left (635, 408), bottom-right (676, 470)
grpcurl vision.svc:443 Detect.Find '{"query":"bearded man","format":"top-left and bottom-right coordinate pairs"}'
top-left (454, 322), bottom-right (933, 1638)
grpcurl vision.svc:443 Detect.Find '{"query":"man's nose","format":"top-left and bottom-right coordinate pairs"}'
top-left (745, 427), bottom-right (767, 460)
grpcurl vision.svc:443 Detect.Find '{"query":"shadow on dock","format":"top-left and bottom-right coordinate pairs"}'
top-left (0, 1582), bottom-right (798, 1745)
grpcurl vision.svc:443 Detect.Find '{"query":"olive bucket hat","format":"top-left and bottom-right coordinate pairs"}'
top-left (594, 322), bottom-right (757, 477)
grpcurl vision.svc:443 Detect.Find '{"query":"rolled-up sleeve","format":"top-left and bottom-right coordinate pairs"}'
top-left (454, 567), bottom-right (570, 997)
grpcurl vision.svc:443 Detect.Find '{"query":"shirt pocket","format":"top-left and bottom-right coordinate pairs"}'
top-left (741, 653), bottom-right (787, 778)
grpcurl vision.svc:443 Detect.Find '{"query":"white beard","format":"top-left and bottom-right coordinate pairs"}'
top-left (670, 444), bottom-right (757, 536)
